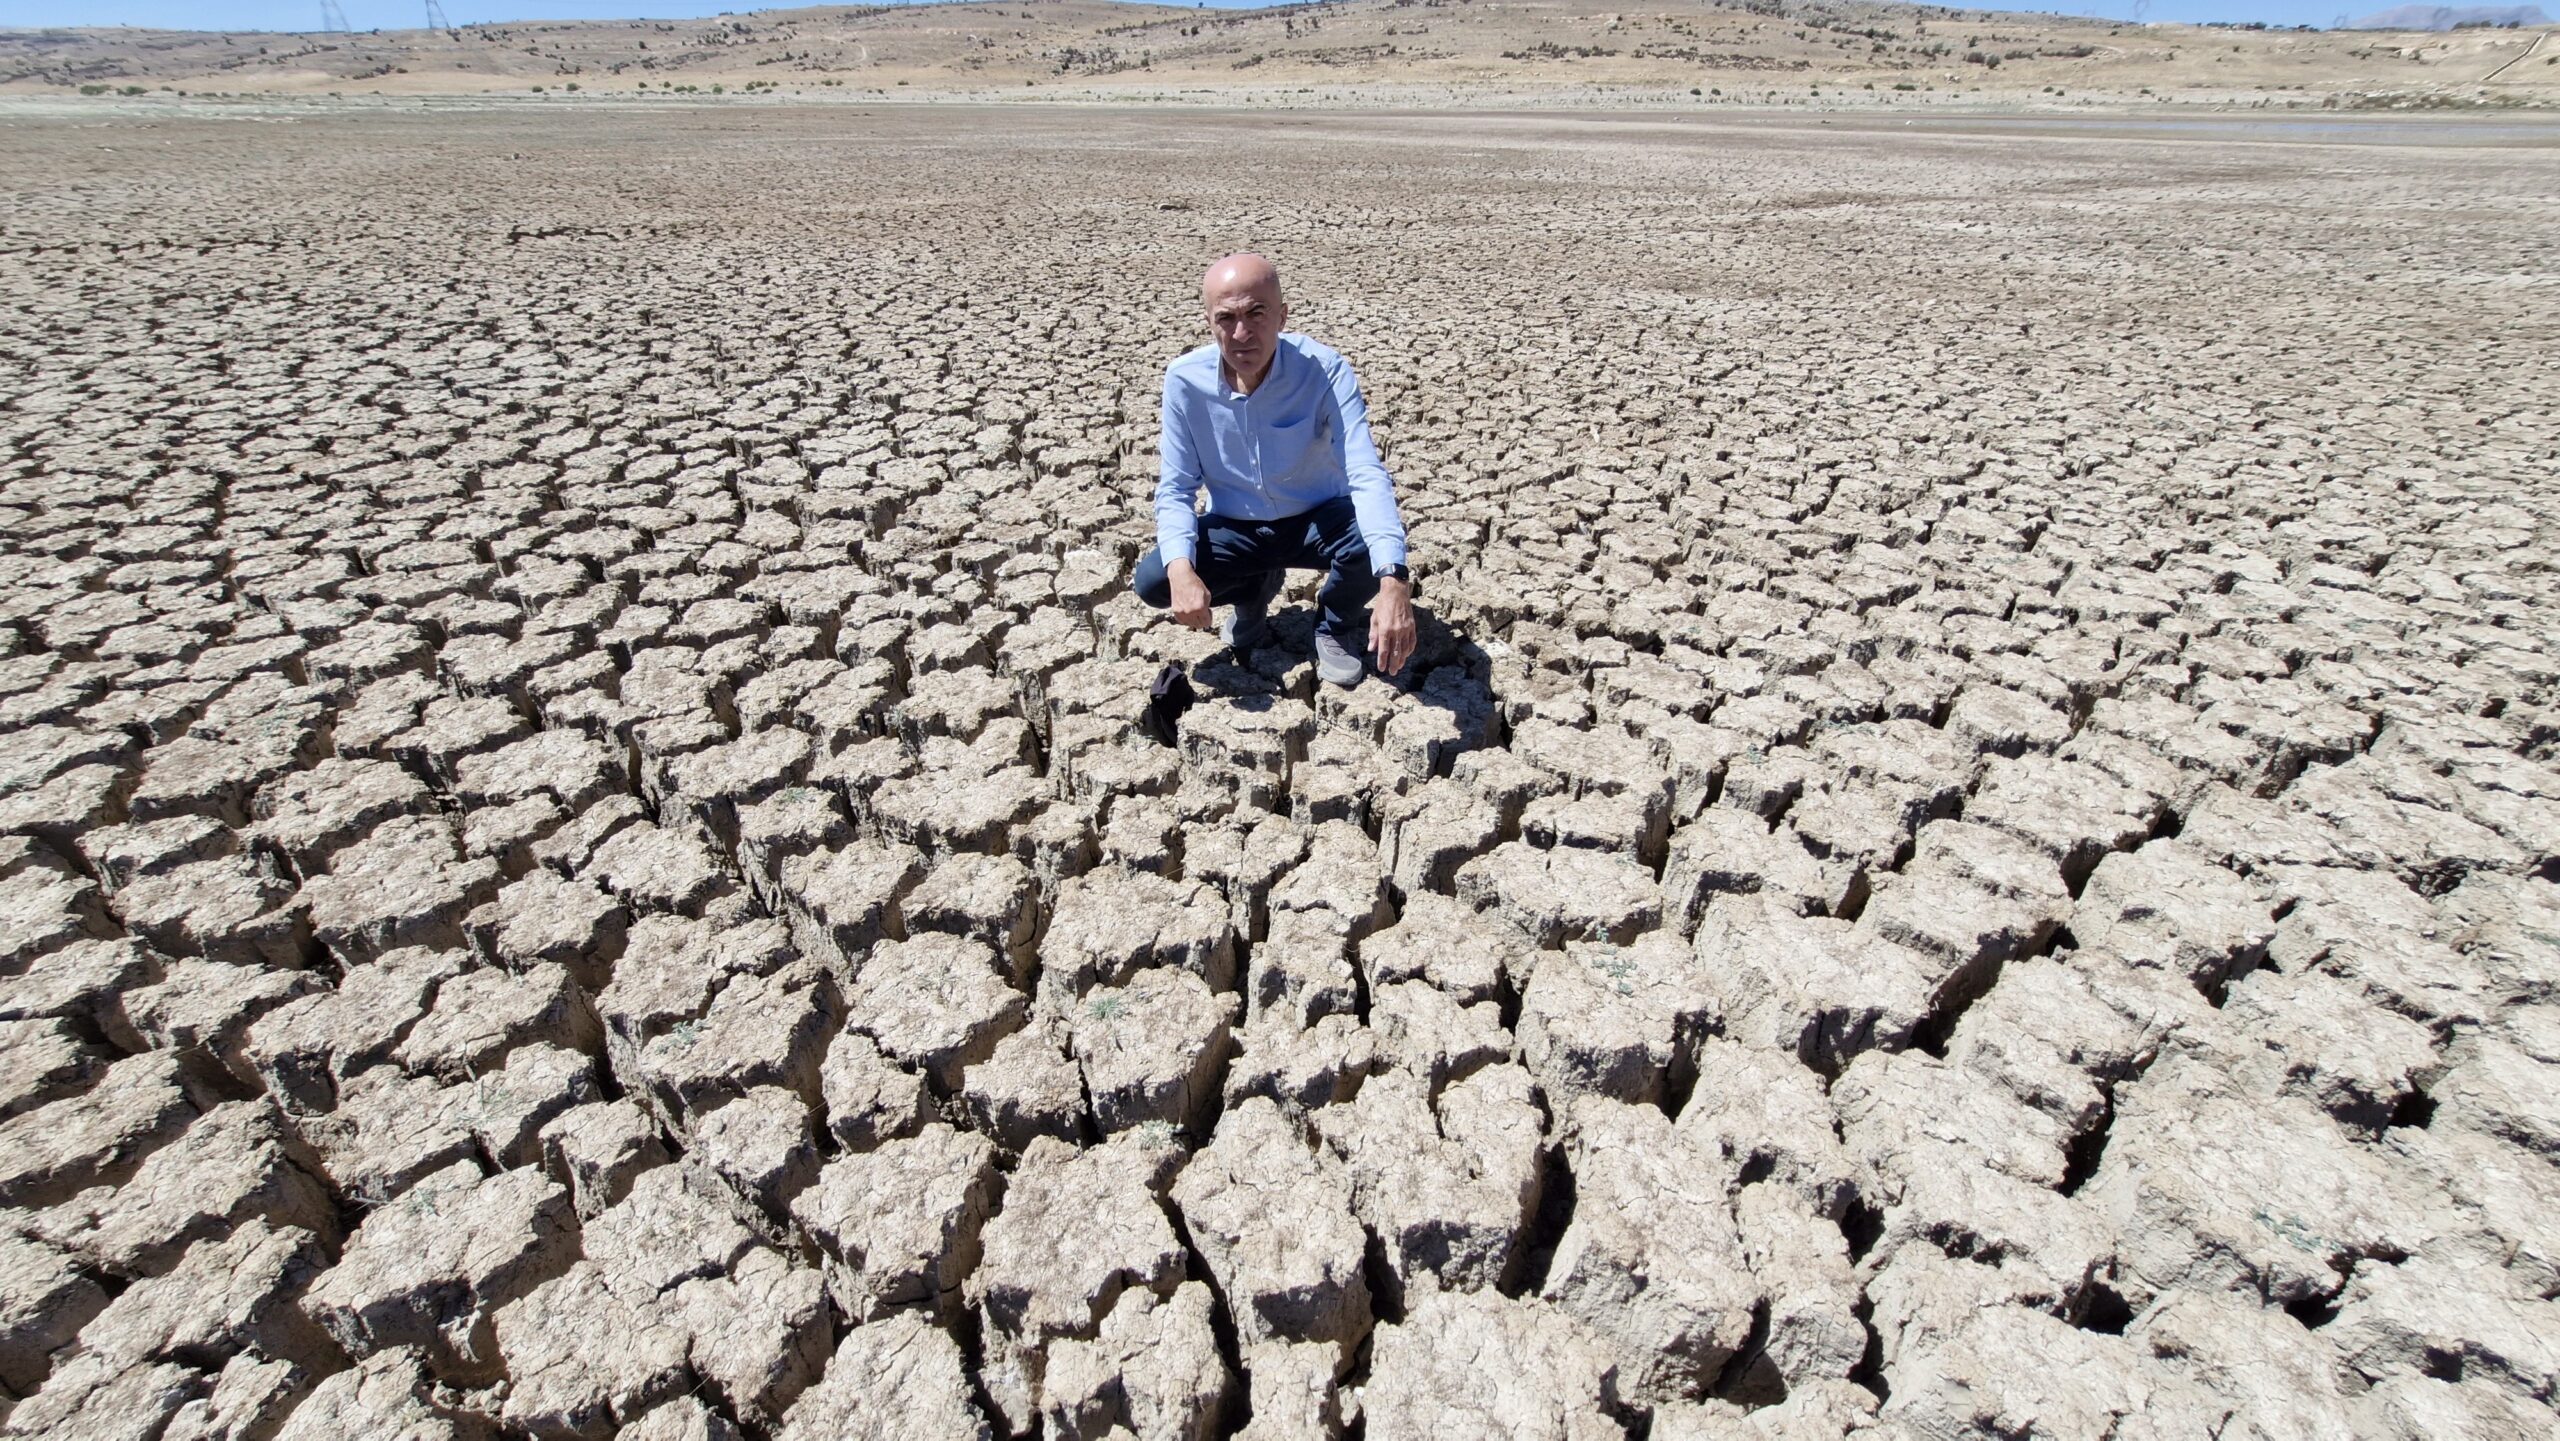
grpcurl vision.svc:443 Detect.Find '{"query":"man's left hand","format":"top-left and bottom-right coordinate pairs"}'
top-left (1370, 576), bottom-right (1417, 678)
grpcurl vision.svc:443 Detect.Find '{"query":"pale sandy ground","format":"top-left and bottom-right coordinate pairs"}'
top-left (0, 100), bottom-right (2556, 1440)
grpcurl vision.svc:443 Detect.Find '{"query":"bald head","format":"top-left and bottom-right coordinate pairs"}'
top-left (1201, 253), bottom-right (1289, 394)
top-left (1202, 253), bottom-right (1282, 310)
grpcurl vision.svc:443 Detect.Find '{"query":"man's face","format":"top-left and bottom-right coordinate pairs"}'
top-left (1206, 276), bottom-right (1287, 386)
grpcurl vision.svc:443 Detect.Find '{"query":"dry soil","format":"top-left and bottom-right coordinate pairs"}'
top-left (0, 100), bottom-right (2557, 1440)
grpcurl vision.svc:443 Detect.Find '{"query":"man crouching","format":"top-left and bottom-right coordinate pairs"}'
top-left (1133, 253), bottom-right (1417, 685)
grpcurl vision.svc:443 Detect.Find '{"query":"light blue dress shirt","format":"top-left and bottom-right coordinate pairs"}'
top-left (1154, 333), bottom-right (1409, 576)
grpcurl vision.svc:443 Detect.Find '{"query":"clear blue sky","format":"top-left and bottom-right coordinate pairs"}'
top-left (0, 1), bottom-right (2476, 34)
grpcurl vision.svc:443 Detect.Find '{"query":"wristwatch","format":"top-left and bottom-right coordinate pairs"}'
top-left (1377, 564), bottom-right (1412, 583)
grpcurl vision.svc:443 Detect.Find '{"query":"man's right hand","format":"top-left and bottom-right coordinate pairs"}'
top-left (1166, 559), bottom-right (1213, 630)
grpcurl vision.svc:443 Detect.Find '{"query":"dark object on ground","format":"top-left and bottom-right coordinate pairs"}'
top-left (1144, 663), bottom-right (1196, 748)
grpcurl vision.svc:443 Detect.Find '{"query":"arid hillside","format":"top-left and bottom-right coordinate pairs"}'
top-left (3, 0), bottom-right (2556, 107)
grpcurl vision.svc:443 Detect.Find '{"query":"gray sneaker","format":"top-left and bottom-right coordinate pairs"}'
top-left (1312, 629), bottom-right (1365, 687)
top-left (1220, 571), bottom-right (1284, 652)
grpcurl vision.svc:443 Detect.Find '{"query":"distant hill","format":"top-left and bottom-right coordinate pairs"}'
top-left (2347, 5), bottom-right (2549, 27)
top-left (2, 0), bottom-right (2554, 102)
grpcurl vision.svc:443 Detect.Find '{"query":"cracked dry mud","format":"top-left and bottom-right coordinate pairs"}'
top-left (1, 101), bottom-right (2556, 1440)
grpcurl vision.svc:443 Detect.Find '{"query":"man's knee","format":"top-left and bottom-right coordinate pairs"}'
top-left (1132, 548), bottom-right (1172, 609)
top-left (1320, 542), bottom-right (1379, 608)
top-left (1326, 560), bottom-right (1379, 604)
top-left (1311, 498), bottom-right (1370, 566)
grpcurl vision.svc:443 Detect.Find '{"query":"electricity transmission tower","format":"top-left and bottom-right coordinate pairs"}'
top-left (318, 0), bottom-right (351, 33)
top-left (425, 1), bottom-right (453, 29)
top-left (2131, 0), bottom-right (2150, 24)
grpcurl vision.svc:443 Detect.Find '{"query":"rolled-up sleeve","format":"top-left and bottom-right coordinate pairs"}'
top-left (1154, 369), bottom-right (1204, 568)
top-left (1325, 355), bottom-right (1408, 572)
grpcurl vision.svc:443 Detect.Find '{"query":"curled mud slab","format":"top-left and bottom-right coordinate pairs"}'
top-left (0, 103), bottom-right (2556, 1439)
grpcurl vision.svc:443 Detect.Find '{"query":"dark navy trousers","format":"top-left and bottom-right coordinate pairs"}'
top-left (1132, 494), bottom-right (1378, 641)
